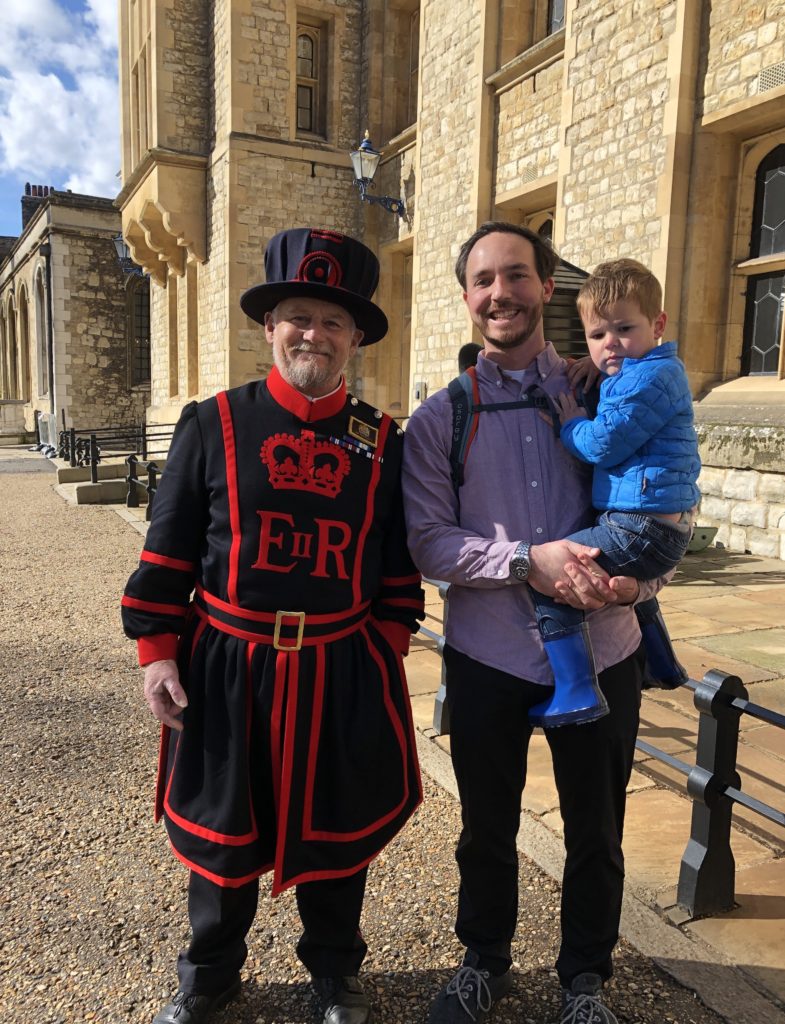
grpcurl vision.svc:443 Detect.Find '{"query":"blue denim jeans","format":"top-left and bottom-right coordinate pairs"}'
top-left (534, 510), bottom-right (692, 638)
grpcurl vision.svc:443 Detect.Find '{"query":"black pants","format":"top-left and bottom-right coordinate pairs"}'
top-left (178, 868), bottom-right (368, 995)
top-left (444, 644), bottom-right (641, 987)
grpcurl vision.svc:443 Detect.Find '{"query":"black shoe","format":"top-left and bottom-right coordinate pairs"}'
top-left (311, 975), bottom-right (372, 1024)
top-left (552, 973), bottom-right (618, 1023)
top-left (152, 978), bottom-right (241, 1024)
top-left (427, 950), bottom-right (512, 1023)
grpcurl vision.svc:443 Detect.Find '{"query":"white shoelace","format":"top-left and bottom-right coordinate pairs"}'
top-left (445, 963), bottom-right (493, 1021)
top-left (559, 991), bottom-right (619, 1024)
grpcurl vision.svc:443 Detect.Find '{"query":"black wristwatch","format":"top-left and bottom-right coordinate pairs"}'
top-left (509, 541), bottom-right (532, 582)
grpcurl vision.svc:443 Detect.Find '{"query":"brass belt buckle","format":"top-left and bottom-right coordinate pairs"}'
top-left (273, 610), bottom-right (306, 651)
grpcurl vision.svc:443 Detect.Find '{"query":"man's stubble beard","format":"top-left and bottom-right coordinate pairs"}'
top-left (479, 300), bottom-right (544, 350)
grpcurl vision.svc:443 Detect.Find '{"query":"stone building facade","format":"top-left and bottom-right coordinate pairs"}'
top-left (0, 186), bottom-right (151, 442)
top-left (117, 0), bottom-right (785, 558)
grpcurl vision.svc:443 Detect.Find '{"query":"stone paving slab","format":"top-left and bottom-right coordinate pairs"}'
top-left (694, 628), bottom-right (785, 676)
top-left (685, 857), bottom-right (785, 1004)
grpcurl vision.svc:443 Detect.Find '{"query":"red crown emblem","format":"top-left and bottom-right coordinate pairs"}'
top-left (260, 431), bottom-right (350, 498)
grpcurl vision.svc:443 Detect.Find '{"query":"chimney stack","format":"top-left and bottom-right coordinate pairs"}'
top-left (21, 183), bottom-right (54, 230)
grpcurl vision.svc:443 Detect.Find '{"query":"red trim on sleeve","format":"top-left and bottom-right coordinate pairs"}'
top-left (123, 595), bottom-right (189, 617)
top-left (383, 596), bottom-right (425, 610)
top-left (141, 550), bottom-right (195, 573)
top-left (137, 633), bottom-right (179, 665)
top-left (216, 391), bottom-right (241, 604)
top-left (381, 573), bottom-right (422, 586)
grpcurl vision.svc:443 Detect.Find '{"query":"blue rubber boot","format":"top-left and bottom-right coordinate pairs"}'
top-left (529, 623), bottom-right (609, 728)
top-left (637, 605), bottom-right (688, 690)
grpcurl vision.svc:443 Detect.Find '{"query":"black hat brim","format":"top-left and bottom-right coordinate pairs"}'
top-left (240, 281), bottom-right (388, 346)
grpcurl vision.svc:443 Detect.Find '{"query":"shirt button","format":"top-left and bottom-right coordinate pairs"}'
top-left (536, 527), bottom-right (543, 534)
top-left (531, 480), bottom-right (538, 488)
top-left (526, 436), bottom-right (532, 442)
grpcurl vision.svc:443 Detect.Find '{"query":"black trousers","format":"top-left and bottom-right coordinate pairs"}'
top-left (444, 644), bottom-right (642, 987)
top-left (178, 868), bottom-right (368, 995)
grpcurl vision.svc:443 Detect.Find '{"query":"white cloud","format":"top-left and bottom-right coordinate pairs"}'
top-left (0, 0), bottom-right (119, 200)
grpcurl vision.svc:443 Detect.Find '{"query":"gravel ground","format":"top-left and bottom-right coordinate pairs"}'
top-left (0, 456), bottom-right (728, 1024)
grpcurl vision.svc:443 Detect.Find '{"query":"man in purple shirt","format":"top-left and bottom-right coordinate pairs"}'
top-left (402, 223), bottom-right (655, 1024)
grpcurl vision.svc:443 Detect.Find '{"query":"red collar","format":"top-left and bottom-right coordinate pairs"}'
top-left (266, 365), bottom-right (347, 422)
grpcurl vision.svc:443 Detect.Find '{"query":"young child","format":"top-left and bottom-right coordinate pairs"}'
top-left (528, 258), bottom-right (700, 727)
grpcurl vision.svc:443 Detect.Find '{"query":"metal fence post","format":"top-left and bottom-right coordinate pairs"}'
top-left (89, 434), bottom-right (99, 484)
top-left (146, 462), bottom-right (159, 521)
top-left (432, 582), bottom-right (451, 735)
top-left (126, 455), bottom-right (139, 508)
top-left (677, 669), bottom-right (748, 918)
top-left (69, 427), bottom-right (77, 468)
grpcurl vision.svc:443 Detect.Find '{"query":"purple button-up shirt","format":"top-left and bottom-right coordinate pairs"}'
top-left (402, 344), bottom-right (652, 685)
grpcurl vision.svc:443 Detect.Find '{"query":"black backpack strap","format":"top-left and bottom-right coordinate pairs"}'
top-left (448, 371), bottom-right (476, 493)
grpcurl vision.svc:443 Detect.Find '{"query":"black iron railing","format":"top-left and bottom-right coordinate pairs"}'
top-left (126, 456), bottom-right (163, 521)
top-left (58, 423), bottom-right (175, 484)
top-left (418, 579), bottom-right (785, 920)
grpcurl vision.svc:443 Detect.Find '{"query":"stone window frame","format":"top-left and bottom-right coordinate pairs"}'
top-left (126, 274), bottom-right (151, 389)
top-left (727, 131), bottom-right (785, 382)
top-left (496, 0), bottom-right (566, 71)
top-left (34, 265), bottom-right (49, 398)
top-left (295, 14), bottom-right (329, 140)
top-left (381, 0), bottom-right (421, 142)
top-left (124, 0), bottom-right (152, 171)
top-left (17, 283), bottom-right (31, 402)
top-left (0, 304), bottom-right (6, 399)
top-left (4, 295), bottom-right (18, 400)
top-left (526, 209), bottom-right (555, 241)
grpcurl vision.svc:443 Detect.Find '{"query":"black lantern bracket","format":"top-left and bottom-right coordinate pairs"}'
top-left (349, 132), bottom-right (406, 219)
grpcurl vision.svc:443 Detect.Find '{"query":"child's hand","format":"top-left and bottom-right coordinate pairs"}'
top-left (554, 391), bottom-right (588, 425)
top-left (567, 355), bottom-right (600, 391)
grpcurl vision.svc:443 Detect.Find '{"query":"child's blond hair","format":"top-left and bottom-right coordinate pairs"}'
top-left (577, 258), bottom-right (663, 322)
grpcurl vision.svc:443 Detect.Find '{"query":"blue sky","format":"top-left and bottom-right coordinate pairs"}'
top-left (0, 0), bottom-right (119, 238)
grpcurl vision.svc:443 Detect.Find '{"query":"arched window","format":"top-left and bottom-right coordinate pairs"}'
top-left (295, 22), bottom-right (326, 137)
top-left (18, 286), bottom-right (31, 401)
top-left (6, 299), bottom-right (18, 400)
top-left (35, 269), bottom-right (49, 396)
top-left (742, 145), bottom-right (785, 376)
top-left (0, 308), bottom-right (6, 399)
top-left (296, 31), bottom-right (317, 132)
top-left (127, 275), bottom-right (151, 386)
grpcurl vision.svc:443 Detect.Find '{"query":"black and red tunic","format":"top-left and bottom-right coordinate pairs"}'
top-left (121, 367), bottom-right (425, 893)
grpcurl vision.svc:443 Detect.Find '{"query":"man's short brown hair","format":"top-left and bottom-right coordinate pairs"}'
top-left (455, 221), bottom-right (559, 289)
top-left (577, 258), bottom-right (663, 322)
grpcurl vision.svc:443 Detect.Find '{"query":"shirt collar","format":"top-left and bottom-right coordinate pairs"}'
top-left (266, 364), bottom-right (347, 421)
top-left (473, 342), bottom-right (564, 387)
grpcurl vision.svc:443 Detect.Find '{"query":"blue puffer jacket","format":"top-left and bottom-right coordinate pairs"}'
top-left (560, 342), bottom-right (700, 513)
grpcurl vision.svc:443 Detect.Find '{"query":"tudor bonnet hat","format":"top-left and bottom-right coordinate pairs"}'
top-left (240, 228), bottom-right (388, 346)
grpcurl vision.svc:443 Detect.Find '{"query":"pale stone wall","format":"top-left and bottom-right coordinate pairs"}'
top-left (57, 231), bottom-right (148, 428)
top-left (559, 1), bottom-right (676, 272)
top-left (700, 0), bottom-right (785, 116)
top-left (698, 466), bottom-right (785, 560)
top-left (496, 60), bottom-right (562, 193)
top-left (411, 0), bottom-right (484, 397)
top-left (158, 0), bottom-right (210, 152)
top-left (230, 147), bottom-right (363, 388)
